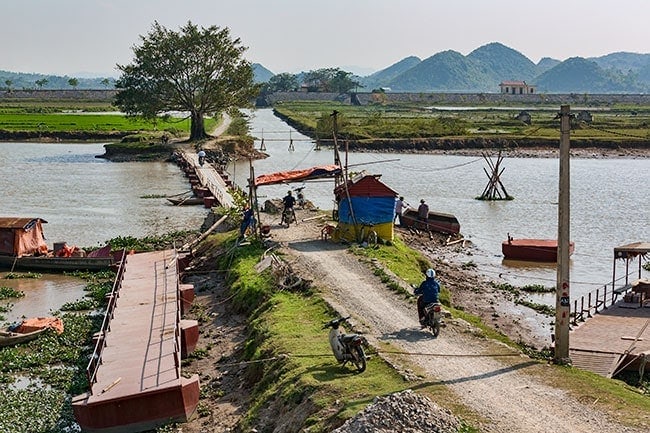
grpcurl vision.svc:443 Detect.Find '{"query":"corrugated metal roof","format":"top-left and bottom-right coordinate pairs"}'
top-left (334, 174), bottom-right (397, 199)
top-left (0, 217), bottom-right (47, 230)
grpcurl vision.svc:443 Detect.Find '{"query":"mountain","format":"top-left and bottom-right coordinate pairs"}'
top-left (252, 63), bottom-right (274, 83)
top-left (534, 57), bottom-right (641, 93)
top-left (387, 50), bottom-right (492, 92)
top-left (359, 56), bottom-right (421, 90)
top-left (467, 42), bottom-right (536, 83)
top-left (536, 57), bottom-right (561, 76)
top-left (591, 52), bottom-right (650, 73)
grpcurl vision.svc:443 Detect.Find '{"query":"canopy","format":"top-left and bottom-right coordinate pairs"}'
top-left (255, 164), bottom-right (341, 186)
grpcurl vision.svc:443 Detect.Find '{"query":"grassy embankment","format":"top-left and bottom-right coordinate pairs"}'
top-left (184, 228), bottom-right (649, 432)
top-left (273, 100), bottom-right (650, 148)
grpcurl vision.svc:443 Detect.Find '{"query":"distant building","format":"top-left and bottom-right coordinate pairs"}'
top-left (499, 81), bottom-right (536, 94)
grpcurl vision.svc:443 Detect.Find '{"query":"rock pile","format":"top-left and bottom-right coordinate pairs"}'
top-left (332, 390), bottom-right (461, 433)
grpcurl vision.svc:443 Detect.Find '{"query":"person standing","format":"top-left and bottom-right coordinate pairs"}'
top-left (417, 199), bottom-right (429, 228)
top-left (394, 196), bottom-right (406, 226)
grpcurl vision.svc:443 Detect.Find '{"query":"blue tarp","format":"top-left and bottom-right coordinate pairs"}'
top-left (338, 197), bottom-right (394, 225)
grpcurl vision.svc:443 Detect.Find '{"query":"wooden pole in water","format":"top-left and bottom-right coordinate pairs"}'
top-left (554, 105), bottom-right (572, 364)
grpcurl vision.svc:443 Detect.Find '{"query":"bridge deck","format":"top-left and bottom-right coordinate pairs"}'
top-left (182, 150), bottom-right (234, 208)
top-left (570, 301), bottom-right (650, 377)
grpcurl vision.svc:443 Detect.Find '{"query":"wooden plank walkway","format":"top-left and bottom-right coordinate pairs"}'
top-left (72, 250), bottom-right (199, 432)
top-left (181, 150), bottom-right (234, 208)
top-left (570, 300), bottom-right (650, 377)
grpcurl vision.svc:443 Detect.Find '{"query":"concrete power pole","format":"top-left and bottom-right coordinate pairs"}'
top-left (554, 105), bottom-right (572, 363)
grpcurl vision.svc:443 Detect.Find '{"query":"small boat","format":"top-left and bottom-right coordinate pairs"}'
top-left (0, 217), bottom-right (114, 272)
top-left (0, 317), bottom-right (64, 347)
top-left (167, 196), bottom-right (204, 206)
top-left (502, 235), bottom-right (575, 262)
top-left (400, 209), bottom-right (461, 235)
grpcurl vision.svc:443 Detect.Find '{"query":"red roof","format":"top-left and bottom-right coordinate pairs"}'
top-left (334, 174), bottom-right (397, 199)
top-left (0, 217), bottom-right (47, 230)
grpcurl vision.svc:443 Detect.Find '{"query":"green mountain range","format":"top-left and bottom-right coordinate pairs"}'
top-left (356, 42), bottom-right (650, 93)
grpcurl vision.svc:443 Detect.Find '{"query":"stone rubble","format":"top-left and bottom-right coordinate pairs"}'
top-left (332, 390), bottom-right (461, 433)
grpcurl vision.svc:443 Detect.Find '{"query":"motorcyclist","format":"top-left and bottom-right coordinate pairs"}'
top-left (197, 149), bottom-right (206, 166)
top-left (414, 268), bottom-right (440, 327)
top-left (282, 190), bottom-right (296, 212)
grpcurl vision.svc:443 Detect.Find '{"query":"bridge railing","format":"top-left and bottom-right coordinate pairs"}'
top-left (571, 273), bottom-right (636, 326)
top-left (85, 248), bottom-right (128, 394)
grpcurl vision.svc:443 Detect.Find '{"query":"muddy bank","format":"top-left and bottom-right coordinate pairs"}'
top-left (0, 129), bottom-right (127, 142)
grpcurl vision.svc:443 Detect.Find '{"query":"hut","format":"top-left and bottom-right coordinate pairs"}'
top-left (333, 172), bottom-right (397, 243)
top-left (0, 217), bottom-right (49, 257)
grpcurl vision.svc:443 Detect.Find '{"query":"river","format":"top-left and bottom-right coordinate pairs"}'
top-left (0, 141), bottom-right (208, 322)
top-left (1, 109), bottom-right (647, 321)
top-left (234, 108), bottom-right (649, 303)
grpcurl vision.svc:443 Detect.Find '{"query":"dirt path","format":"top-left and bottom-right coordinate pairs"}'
top-left (265, 210), bottom-right (644, 433)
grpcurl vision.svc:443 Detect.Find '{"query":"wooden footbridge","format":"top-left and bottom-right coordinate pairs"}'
top-left (568, 242), bottom-right (650, 378)
top-left (72, 250), bottom-right (199, 432)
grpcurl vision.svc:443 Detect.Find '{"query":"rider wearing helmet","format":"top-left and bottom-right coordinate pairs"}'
top-left (414, 268), bottom-right (440, 326)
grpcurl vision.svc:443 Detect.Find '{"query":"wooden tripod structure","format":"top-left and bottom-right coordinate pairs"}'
top-left (478, 151), bottom-right (513, 200)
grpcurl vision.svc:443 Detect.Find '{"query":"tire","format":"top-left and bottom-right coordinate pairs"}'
top-left (352, 346), bottom-right (366, 372)
top-left (431, 319), bottom-right (440, 338)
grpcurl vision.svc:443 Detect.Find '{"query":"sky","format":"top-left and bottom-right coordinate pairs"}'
top-left (4, 0), bottom-right (650, 78)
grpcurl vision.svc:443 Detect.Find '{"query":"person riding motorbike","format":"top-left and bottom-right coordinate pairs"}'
top-left (281, 190), bottom-right (297, 225)
top-left (197, 149), bottom-right (206, 166)
top-left (414, 268), bottom-right (440, 327)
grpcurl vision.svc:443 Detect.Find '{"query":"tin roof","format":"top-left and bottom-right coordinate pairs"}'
top-left (614, 242), bottom-right (650, 258)
top-left (0, 217), bottom-right (47, 230)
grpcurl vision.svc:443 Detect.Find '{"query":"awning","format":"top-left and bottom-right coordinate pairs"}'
top-left (255, 164), bottom-right (341, 186)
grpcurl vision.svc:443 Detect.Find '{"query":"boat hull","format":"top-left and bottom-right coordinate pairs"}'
top-left (400, 209), bottom-right (460, 235)
top-left (0, 328), bottom-right (47, 347)
top-left (502, 239), bottom-right (575, 262)
top-left (0, 255), bottom-right (113, 272)
top-left (167, 197), bottom-right (203, 206)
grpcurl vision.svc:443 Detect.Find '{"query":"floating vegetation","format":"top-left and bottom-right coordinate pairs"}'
top-left (0, 286), bottom-right (25, 300)
top-left (140, 193), bottom-right (167, 199)
top-left (106, 230), bottom-right (198, 252)
top-left (520, 284), bottom-right (555, 293)
top-left (4, 272), bottom-right (42, 280)
top-left (60, 298), bottom-right (97, 311)
top-left (515, 299), bottom-right (555, 316)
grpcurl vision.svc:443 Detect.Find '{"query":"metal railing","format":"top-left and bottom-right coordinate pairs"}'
top-left (85, 248), bottom-right (127, 394)
top-left (571, 273), bottom-right (636, 326)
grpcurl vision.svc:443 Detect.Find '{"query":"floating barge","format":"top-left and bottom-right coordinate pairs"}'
top-left (400, 209), bottom-right (461, 235)
top-left (501, 236), bottom-right (575, 262)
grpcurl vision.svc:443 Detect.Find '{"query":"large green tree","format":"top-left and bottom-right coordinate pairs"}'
top-left (115, 21), bottom-right (259, 141)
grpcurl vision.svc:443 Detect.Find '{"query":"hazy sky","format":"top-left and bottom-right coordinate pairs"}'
top-left (5, 0), bottom-right (650, 77)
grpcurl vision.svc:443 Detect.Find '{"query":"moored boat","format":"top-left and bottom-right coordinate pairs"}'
top-left (502, 236), bottom-right (575, 262)
top-left (0, 217), bottom-right (114, 272)
top-left (400, 209), bottom-right (461, 235)
top-left (167, 196), bottom-right (204, 206)
top-left (0, 317), bottom-right (64, 347)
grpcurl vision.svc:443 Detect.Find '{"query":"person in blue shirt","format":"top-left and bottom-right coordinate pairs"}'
top-left (414, 268), bottom-right (440, 326)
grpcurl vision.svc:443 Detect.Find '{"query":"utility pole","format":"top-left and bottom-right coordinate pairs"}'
top-left (554, 105), bottom-right (572, 363)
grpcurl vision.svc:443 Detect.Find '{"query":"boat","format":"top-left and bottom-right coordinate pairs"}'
top-left (0, 217), bottom-right (114, 272)
top-left (0, 317), bottom-right (64, 347)
top-left (502, 235), bottom-right (575, 262)
top-left (400, 209), bottom-right (461, 235)
top-left (167, 196), bottom-right (204, 206)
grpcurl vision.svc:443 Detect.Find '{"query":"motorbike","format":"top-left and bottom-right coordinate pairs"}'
top-left (322, 316), bottom-right (368, 372)
top-left (280, 206), bottom-right (296, 227)
top-left (198, 155), bottom-right (206, 166)
top-left (421, 301), bottom-right (442, 337)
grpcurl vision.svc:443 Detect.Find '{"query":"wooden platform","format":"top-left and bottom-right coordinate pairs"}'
top-left (570, 300), bottom-right (650, 377)
top-left (72, 250), bottom-right (199, 433)
top-left (181, 150), bottom-right (234, 208)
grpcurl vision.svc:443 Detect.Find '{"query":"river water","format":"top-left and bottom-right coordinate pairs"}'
top-left (1, 110), bottom-right (647, 322)
top-left (0, 141), bottom-right (207, 322)
top-left (234, 108), bottom-right (649, 303)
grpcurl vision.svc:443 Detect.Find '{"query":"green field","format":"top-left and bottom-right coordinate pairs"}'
top-left (274, 100), bottom-right (650, 143)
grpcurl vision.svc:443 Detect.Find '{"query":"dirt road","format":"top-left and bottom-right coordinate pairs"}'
top-left (266, 209), bottom-right (644, 433)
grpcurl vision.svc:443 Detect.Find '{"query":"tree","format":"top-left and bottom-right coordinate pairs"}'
top-left (68, 77), bottom-right (79, 89)
top-left (4, 79), bottom-right (13, 92)
top-left (115, 21), bottom-right (259, 141)
top-left (35, 78), bottom-right (49, 89)
top-left (101, 78), bottom-right (111, 88)
top-left (301, 68), bottom-right (361, 93)
top-left (267, 73), bottom-right (298, 92)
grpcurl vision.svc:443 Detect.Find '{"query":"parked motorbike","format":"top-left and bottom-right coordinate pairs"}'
top-left (322, 316), bottom-right (368, 372)
top-left (281, 207), bottom-right (296, 227)
top-left (294, 186), bottom-right (306, 209)
top-left (421, 301), bottom-right (442, 337)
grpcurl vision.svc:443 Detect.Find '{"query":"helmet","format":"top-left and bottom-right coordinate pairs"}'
top-left (287, 190), bottom-right (292, 194)
top-left (425, 268), bottom-right (436, 278)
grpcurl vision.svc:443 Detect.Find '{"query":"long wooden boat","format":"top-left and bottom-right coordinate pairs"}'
top-left (0, 327), bottom-right (47, 347)
top-left (502, 237), bottom-right (575, 262)
top-left (167, 196), bottom-right (204, 206)
top-left (0, 255), bottom-right (114, 272)
top-left (400, 209), bottom-right (461, 235)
